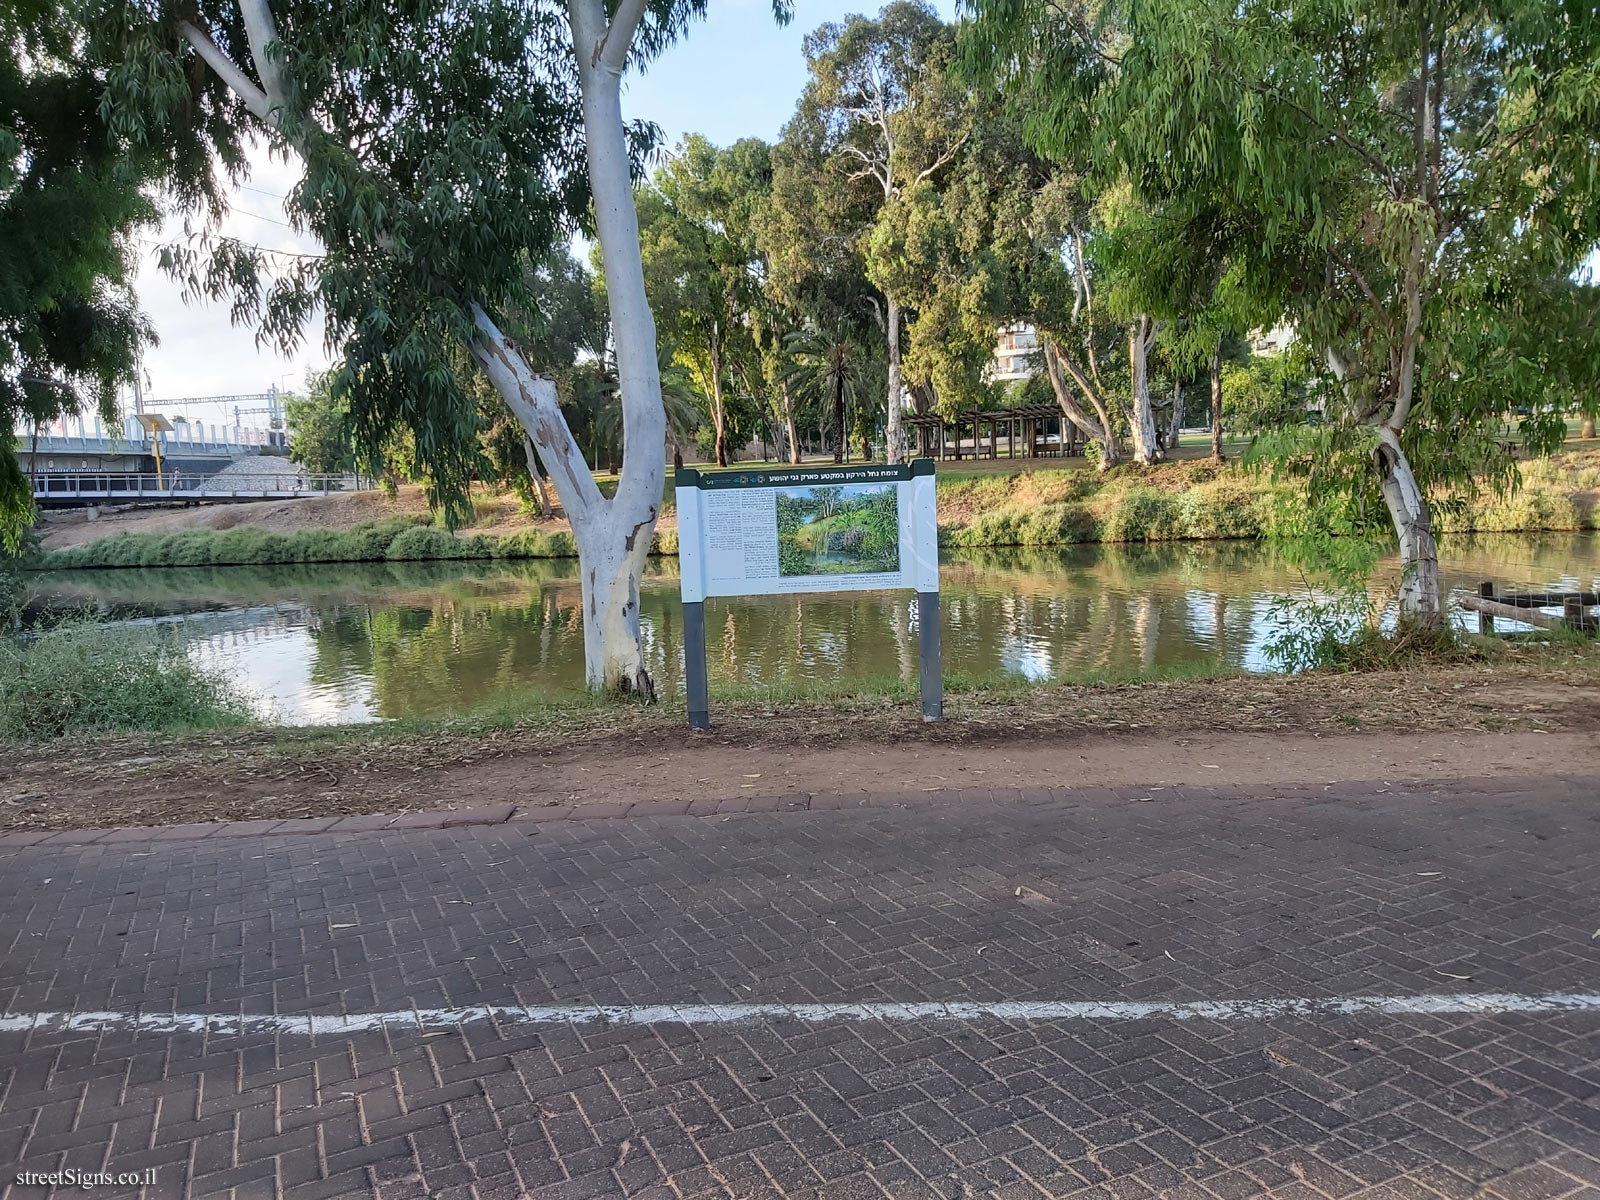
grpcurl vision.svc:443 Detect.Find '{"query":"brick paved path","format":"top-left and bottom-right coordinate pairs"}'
top-left (1, 776), bottom-right (1598, 1200)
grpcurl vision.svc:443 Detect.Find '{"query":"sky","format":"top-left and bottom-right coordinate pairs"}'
top-left (133, 0), bottom-right (958, 428)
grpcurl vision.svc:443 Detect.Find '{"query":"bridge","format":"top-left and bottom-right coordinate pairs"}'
top-left (31, 471), bottom-right (375, 506)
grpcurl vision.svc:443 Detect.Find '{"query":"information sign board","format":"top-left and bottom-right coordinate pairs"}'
top-left (674, 460), bottom-right (941, 728)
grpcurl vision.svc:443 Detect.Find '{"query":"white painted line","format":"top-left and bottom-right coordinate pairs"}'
top-left (0, 993), bottom-right (1596, 1037)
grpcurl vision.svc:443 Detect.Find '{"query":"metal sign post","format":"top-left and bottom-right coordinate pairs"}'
top-left (676, 459), bottom-right (941, 729)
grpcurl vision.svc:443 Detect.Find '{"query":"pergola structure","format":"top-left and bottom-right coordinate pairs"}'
top-left (906, 404), bottom-right (1084, 461)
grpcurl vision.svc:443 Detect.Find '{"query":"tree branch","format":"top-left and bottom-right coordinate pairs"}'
top-left (471, 304), bottom-right (603, 522)
top-left (595, 0), bottom-right (648, 73)
top-left (910, 130), bottom-right (970, 187)
top-left (238, 0), bottom-right (289, 111)
top-left (180, 20), bottom-right (272, 122)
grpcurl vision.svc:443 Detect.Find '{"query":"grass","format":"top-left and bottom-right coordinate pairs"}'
top-left (0, 618), bottom-right (254, 741)
top-left (263, 658), bottom-right (1262, 750)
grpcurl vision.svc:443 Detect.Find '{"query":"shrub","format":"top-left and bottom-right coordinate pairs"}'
top-left (942, 502), bottom-right (1097, 548)
top-left (1180, 478), bottom-right (1270, 540)
top-left (0, 619), bottom-right (253, 740)
top-left (384, 526), bottom-right (480, 560)
top-left (1098, 487), bottom-right (1186, 542)
top-left (1436, 485), bottom-right (1581, 533)
top-left (331, 518), bottom-right (425, 560)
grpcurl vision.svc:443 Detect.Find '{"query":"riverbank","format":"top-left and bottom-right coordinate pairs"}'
top-left (30, 445), bottom-right (1600, 569)
top-left (2, 648), bottom-right (1597, 831)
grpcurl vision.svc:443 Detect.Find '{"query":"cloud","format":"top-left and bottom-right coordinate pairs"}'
top-left (135, 140), bottom-right (331, 425)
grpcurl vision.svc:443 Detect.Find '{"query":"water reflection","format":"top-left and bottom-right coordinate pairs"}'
top-left (22, 533), bottom-right (1598, 725)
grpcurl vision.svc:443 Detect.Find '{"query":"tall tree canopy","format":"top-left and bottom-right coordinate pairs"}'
top-left (771, 0), bottom-right (970, 463)
top-left (966, 0), bottom-right (1600, 620)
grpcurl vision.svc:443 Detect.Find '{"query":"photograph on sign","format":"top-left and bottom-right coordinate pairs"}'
top-left (776, 483), bottom-right (900, 577)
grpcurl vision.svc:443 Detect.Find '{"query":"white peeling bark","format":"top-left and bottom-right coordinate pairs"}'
top-left (709, 321), bottom-right (727, 466)
top-left (183, 0), bottom-right (667, 695)
top-left (1372, 427), bottom-right (1441, 626)
top-left (1128, 315), bottom-right (1160, 466)
top-left (1043, 339), bottom-right (1121, 470)
top-left (472, 304), bottom-right (657, 691)
top-left (1326, 344), bottom-right (1443, 626)
top-left (1210, 340), bottom-right (1224, 461)
top-left (563, 0), bottom-right (667, 695)
top-left (885, 296), bottom-right (905, 464)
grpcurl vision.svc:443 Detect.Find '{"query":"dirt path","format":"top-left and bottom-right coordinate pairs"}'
top-left (4, 665), bottom-right (1597, 832)
top-left (521, 728), bottom-right (1597, 802)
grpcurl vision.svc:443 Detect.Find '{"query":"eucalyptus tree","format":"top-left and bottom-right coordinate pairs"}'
top-left (491, 250), bottom-right (607, 515)
top-left (778, 0), bottom-right (970, 463)
top-left (761, 111), bottom-right (887, 461)
top-left (871, 83), bottom-right (1133, 467)
top-left (639, 135), bottom-right (774, 466)
top-left (967, 0), bottom-right (1600, 623)
top-left (107, 0), bottom-right (792, 694)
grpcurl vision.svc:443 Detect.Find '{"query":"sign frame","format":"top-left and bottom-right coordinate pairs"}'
top-left (674, 459), bottom-right (942, 729)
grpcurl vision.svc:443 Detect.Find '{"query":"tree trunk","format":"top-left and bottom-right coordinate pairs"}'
top-left (544, 2), bottom-right (665, 694)
top-left (710, 327), bottom-right (727, 467)
top-left (1043, 339), bottom-right (1121, 470)
top-left (832, 371), bottom-right (845, 465)
top-left (885, 296), bottom-right (905, 464)
top-left (522, 435), bottom-right (553, 518)
top-left (1583, 417), bottom-right (1596, 440)
top-left (861, 434), bottom-right (872, 461)
top-left (782, 381), bottom-right (801, 464)
top-left (1165, 376), bottom-right (1184, 451)
top-left (1210, 339), bottom-right (1224, 462)
top-left (1128, 316), bottom-right (1160, 465)
top-left (1373, 426), bottom-right (1442, 626)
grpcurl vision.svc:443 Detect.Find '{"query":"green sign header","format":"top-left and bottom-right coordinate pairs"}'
top-left (675, 459), bottom-right (933, 491)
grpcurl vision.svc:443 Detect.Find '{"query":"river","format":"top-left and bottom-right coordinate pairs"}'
top-left (20, 533), bottom-right (1599, 725)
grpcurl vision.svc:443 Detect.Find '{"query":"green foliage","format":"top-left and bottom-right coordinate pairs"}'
top-left (37, 515), bottom-right (598, 569)
top-left (0, 526), bottom-right (42, 626)
top-left (488, 528), bottom-right (577, 558)
top-left (285, 373), bottom-right (357, 474)
top-left (637, 136), bottom-right (777, 465)
top-left (1221, 355), bottom-right (1314, 435)
top-left (108, 0), bottom-right (608, 528)
top-left (1097, 488), bottom-right (1186, 543)
top-left (963, 0), bottom-right (1600, 608)
top-left (1261, 537), bottom-right (1479, 673)
top-left (0, 0), bottom-right (214, 550)
top-left (385, 526), bottom-right (483, 561)
top-left (0, 618), bottom-right (252, 740)
top-left (939, 502), bottom-right (1097, 548)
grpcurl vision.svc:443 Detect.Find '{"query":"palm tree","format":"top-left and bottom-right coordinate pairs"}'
top-left (782, 327), bottom-right (871, 464)
top-left (582, 348), bottom-right (704, 472)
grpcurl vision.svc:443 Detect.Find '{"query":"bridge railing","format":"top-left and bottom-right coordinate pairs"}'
top-left (30, 472), bottom-right (376, 500)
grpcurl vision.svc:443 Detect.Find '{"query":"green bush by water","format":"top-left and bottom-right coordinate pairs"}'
top-left (37, 516), bottom-right (678, 570)
top-left (1, 619), bottom-right (253, 740)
